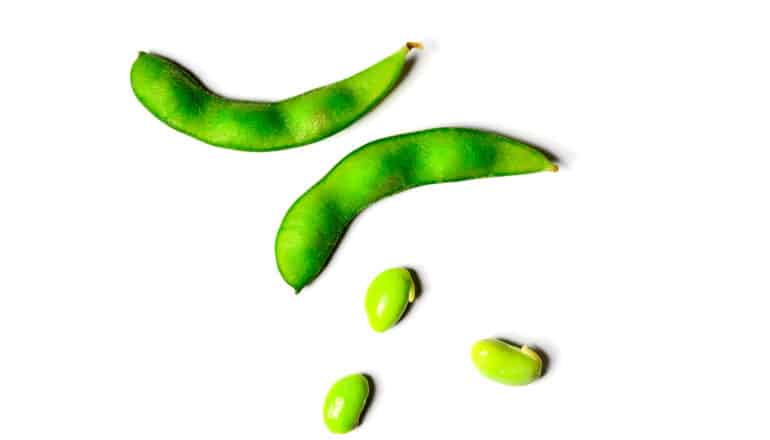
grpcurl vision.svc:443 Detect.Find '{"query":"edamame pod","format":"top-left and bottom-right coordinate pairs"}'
top-left (323, 373), bottom-right (370, 434)
top-left (275, 128), bottom-right (557, 292)
top-left (130, 43), bottom-right (420, 151)
top-left (471, 338), bottom-right (542, 386)
top-left (365, 268), bottom-right (415, 332)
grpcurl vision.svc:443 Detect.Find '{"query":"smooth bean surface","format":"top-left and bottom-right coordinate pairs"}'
top-left (275, 128), bottom-right (557, 292)
top-left (365, 268), bottom-right (415, 332)
top-left (130, 43), bottom-right (419, 151)
top-left (323, 373), bottom-right (370, 434)
top-left (471, 338), bottom-right (542, 386)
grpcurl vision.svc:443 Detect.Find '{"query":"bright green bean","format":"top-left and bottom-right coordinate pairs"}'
top-left (323, 373), bottom-right (370, 434)
top-left (275, 127), bottom-right (557, 292)
top-left (365, 268), bottom-right (415, 332)
top-left (130, 43), bottom-right (420, 151)
top-left (471, 338), bottom-right (543, 386)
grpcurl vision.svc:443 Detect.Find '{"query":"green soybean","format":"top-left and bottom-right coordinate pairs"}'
top-left (365, 268), bottom-right (415, 332)
top-left (275, 127), bottom-right (557, 292)
top-left (471, 338), bottom-right (543, 386)
top-left (130, 43), bottom-right (420, 151)
top-left (323, 373), bottom-right (370, 434)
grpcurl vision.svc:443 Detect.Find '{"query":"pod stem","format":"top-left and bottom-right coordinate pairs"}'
top-left (406, 42), bottom-right (424, 50)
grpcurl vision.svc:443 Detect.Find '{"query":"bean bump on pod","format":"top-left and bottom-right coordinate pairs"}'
top-left (130, 42), bottom-right (421, 151)
top-left (275, 127), bottom-right (558, 292)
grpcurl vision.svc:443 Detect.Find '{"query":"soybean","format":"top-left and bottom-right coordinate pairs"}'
top-left (471, 338), bottom-right (542, 386)
top-left (130, 43), bottom-right (420, 151)
top-left (323, 373), bottom-right (370, 434)
top-left (365, 268), bottom-right (415, 332)
top-left (275, 128), bottom-right (557, 292)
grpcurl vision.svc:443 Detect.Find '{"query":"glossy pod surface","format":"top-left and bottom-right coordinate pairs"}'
top-left (275, 127), bottom-right (557, 292)
top-left (365, 268), bottom-right (415, 332)
top-left (471, 338), bottom-right (542, 386)
top-left (323, 373), bottom-right (370, 434)
top-left (130, 43), bottom-right (419, 151)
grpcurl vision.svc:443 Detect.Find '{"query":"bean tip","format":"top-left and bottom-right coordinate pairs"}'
top-left (406, 41), bottom-right (424, 51)
top-left (549, 163), bottom-right (559, 172)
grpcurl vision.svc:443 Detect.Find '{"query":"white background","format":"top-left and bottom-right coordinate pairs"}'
top-left (1, 1), bottom-right (769, 438)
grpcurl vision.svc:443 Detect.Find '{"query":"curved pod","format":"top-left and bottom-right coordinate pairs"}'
top-left (275, 127), bottom-right (558, 292)
top-left (130, 43), bottom-right (420, 151)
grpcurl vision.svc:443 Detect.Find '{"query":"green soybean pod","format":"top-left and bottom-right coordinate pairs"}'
top-left (323, 373), bottom-right (370, 434)
top-left (130, 43), bottom-right (420, 151)
top-left (275, 127), bottom-right (558, 292)
top-left (365, 268), bottom-right (415, 332)
top-left (471, 338), bottom-right (543, 386)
